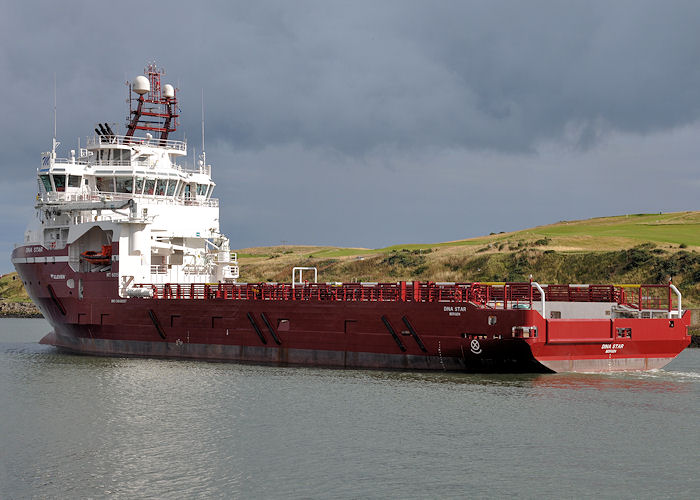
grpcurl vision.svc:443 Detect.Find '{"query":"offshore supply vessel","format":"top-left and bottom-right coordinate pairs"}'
top-left (12, 64), bottom-right (691, 373)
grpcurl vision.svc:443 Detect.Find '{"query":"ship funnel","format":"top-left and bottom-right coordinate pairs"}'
top-left (163, 84), bottom-right (175, 99)
top-left (132, 75), bottom-right (150, 95)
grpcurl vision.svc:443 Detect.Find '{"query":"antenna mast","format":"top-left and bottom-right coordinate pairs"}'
top-left (53, 72), bottom-right (57, 139)
top-left (52, 73), bottom-right (59, 158)
top-left (201, 88), bottom-right (206, 170)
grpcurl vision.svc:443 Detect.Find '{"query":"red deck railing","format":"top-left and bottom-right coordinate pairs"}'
top-left (133, 281), bottom-right (677, 312)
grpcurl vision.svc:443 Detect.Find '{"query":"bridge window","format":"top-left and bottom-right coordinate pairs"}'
top-left (68, 175), bottom-right (82, 188)
top-left (115, 176), bottom-right (133, 193)
top-left (53, 174), bottom-right (66, 192)
top-left (40, 175), bottom-right (53, 192)
top-left (197, 183), bottom-right (208, 196)
top-left (135, 177), bottom-right (144, 194)
top-left (144, 179), bottom-right (155, 195)
top-left (166, 180), bottom-right (177, 196)
top-left (96, 176), bottom-right (115, 192)
top-left (114, 149), bottom-right (130, 163)
top-left (98, 149), bottom-right (128, 163)
top-left (155, 180), bottom-right (166, 196)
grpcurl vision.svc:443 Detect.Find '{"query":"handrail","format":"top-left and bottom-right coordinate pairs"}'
top-left (292, 267), bottom-right (318, 289)
top-left (86, 133), bottom-right (186, 151)
top-left (669, 284), bottom-right (682, 318)
top-left (39, 191), bottom-right (219, 207)
top-left (132, 281), bottom-right (678, 316)
top-left (531, 281), bottom-right (546, 319)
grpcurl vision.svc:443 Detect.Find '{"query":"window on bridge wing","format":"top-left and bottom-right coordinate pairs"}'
top-left (40, 175), bottom-right (52, 192)
top-left (197, 183), bottom-right (208, 196)
top-left (68, 175), bottom-right (82, 188)
top-left (53, 174), bottom-right (66, 192)
top-left (115, 177), bottom-right (133, 193)
top-left (144, 179), bottom-right (155, 195)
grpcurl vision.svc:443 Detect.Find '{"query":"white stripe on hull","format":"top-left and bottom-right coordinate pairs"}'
top-left (12, 256), bottom-right (70, 264)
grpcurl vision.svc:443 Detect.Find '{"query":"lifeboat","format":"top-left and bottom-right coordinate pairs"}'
top-left (80, 244), bottom-right (112, 265)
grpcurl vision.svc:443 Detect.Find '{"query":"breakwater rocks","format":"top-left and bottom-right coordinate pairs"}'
top-left (0, 301), bottom-right (42, 318)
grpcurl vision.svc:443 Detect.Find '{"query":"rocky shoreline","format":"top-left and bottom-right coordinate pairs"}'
top-left (0, 301), bottom-right (43, 318)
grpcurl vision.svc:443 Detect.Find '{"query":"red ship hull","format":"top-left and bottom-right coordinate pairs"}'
top-left (13, 245), bottom-right (691, 373)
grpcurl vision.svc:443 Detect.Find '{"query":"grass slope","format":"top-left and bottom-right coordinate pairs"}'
top-left (236, 211), bottom-right (700, 306)
top-left (0, 273), bottom-right (31, 302)
top-left (464, 212), bottom-right (700, 248)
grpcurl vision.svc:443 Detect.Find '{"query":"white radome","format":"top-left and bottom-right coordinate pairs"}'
top-left (163, 84), bottom-right (175, 99)
top-left (132, 75), bottom-right (150, 95)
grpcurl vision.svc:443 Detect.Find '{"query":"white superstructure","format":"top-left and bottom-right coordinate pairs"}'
top-left (25, 63), bottom-right (238, 297)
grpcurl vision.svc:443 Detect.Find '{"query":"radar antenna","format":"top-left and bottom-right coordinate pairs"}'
top-left (125, 63), bottom-right (179, 142)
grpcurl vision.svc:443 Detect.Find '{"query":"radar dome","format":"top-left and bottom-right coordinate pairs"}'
top-left (163, 84), bottom-right (175, 99)
top-left (132, 75), bottom-right (150, 95)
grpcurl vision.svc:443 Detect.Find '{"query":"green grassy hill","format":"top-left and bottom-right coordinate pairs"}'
top-left (235, 211), bottom-right (700, 306)
top-left (0, 272), bottom-right (31, 302)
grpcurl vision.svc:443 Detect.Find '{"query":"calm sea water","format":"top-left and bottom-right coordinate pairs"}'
top-left (1, 318), bottom-right (698, 499)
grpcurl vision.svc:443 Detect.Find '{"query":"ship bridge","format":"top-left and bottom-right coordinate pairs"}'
top-left (25, 63), bottom-right (237, 292)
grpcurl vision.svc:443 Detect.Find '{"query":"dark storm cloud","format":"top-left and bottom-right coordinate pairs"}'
top-left (195, 0), bottom-right (700, 153)
top-left (3, 0), bottom-right (700, 160)
top-left (2, 1), bottom-right (700, 269)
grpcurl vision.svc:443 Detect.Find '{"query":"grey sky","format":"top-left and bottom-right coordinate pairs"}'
top-left (2, 0), bottom-right (700, 272)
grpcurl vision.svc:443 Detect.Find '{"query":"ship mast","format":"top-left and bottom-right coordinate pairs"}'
top-left (125, 63), bottom-right (178, 142)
